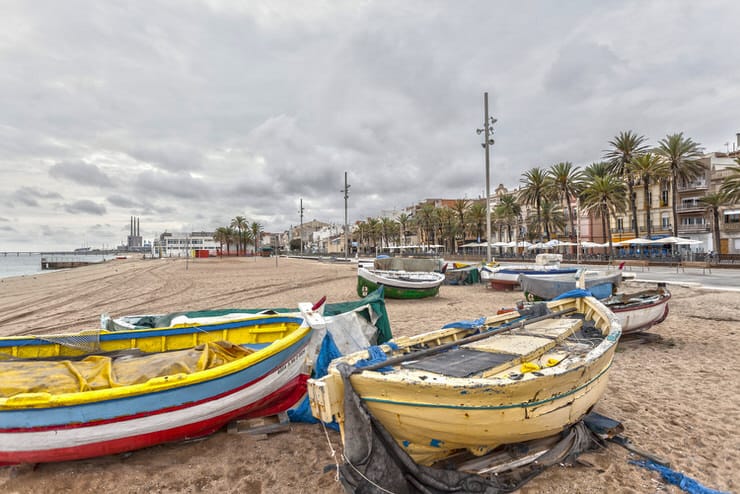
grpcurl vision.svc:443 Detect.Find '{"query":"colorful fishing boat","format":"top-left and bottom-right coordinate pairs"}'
top-left (357, 267), bottom-right (445, 299)
top-left (308, 295), bottom-right (621, 466)
top-left (0, 289), bottom-right (392, 465)
top-left (601, 284), bottom-right (671, 334)
top-left (0, 313), bottom-right (313, 465)
top-left (519, 270), bottom-right (622, 301)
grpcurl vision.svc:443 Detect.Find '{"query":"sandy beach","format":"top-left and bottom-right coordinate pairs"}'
top-left (0, 256), bottom-right (737, 494)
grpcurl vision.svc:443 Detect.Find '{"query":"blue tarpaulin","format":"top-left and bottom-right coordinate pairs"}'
top-left (631, 459), bottom-right (729, 494)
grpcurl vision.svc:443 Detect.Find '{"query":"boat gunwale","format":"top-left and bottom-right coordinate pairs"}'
top-left (337, 296), bottom-right (621, 387)
top-left (0, 324), bottom-right (313, 409)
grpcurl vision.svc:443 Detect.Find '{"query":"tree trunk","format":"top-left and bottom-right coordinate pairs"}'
top-left (628, 177), bottom-right (639, 237)
top-left (671, 172), bottom-right (679, 237)
top-left (644, 179), bottom-right (652, 239)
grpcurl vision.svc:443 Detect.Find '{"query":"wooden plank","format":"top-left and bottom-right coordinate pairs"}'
top-left (227, 412), bottom-right (290, 438)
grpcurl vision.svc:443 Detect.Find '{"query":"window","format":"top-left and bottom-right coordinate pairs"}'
top-left (660, 189), bottom-right (669, 207)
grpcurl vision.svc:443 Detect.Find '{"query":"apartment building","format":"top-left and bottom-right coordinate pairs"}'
top-left (610, 133), bottom-right (740, 254)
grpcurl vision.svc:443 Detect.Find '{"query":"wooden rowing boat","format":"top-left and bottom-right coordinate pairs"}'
top-left (357, 267), bottom-right (445, 299)
top-left (0, 289), bottom-right (391, 465)
top-left (0, 313), bottom-right (312, 465)
top-left (308, 296), bottom-right (621, 465)
top-left (601, 284), bottom-right (671, 334)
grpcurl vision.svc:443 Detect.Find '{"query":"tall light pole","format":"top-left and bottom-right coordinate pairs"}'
top-left (477, 92), bottom-right (497, 262)
top-left (341, 172), bottom-right (351, 259)
top-left (299, 198), bottom-right (305, 256)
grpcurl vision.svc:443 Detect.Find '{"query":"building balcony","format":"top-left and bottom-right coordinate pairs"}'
top-left (610, 225), bottom-right (673, 235)
top-left (678, 182), bottom-right (708, 192)
top-left (677, 224), bottom-right (710, 233)
top-left (676, 204), bottom-right (705, 213)
top-left (723, 222), bottom-right (740, 232)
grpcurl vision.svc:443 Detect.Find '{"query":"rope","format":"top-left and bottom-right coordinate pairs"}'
top-left (319, 420), bottom-right (398, 493)
top-left (319, 420), bottom-right (340, 482)
top-left (342, 454), bottom-right (398, 494)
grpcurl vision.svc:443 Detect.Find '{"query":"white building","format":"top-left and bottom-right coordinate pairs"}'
top-left (154, 231), bottom-right (220, 257)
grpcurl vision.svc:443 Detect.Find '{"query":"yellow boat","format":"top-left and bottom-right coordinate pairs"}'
top-left (308, 295), bottom-right (621, 465)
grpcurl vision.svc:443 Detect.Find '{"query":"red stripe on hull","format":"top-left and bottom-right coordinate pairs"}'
top-left (0, 374), bottom-right (307, 466)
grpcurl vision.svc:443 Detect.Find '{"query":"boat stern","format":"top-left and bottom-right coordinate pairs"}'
top-left (307, 372), bottom-right (344, 425)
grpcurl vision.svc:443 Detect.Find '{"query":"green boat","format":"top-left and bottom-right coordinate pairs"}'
top-left (357, 267), bottom-right (445, 299)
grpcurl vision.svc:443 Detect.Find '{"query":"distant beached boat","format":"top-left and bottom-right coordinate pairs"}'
top-left (357, 267), bottom-right (445, 299)
top-left (518, 270), bottom-right (622, 301)
top-left (601, 284), bottom-right (671, 334)
top-left (482, 254), bottom-right (577, 291)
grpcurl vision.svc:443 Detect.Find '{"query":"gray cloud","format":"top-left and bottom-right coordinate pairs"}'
top-left (49, 161), bottom-right (113, 187)
top-left (64, 200), bottom-right (107, 215)
top-left (0, 0), bottom-right (738, 251)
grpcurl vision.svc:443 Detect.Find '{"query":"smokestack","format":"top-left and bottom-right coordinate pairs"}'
top-left (130, 216), bottom-right (133, 236)
top-left (137, 217), bottom-right (140, 236)
top-left (736, 132), bottom-right (739, 151)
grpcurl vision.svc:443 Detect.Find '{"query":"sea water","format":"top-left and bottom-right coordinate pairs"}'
top-left (0, 253), bottom-right (45, 279)
top-left (0, 253), bottom-right (114, 280)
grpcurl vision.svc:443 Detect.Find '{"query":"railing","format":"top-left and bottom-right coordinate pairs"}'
top-left (723, 222), bottom-right (740, 232)
top-left (676, 204), bottom-right (705, 212)
top-left (678, 182), bottom-right (708, 191)
top-left (678, 224), bottom-right (710, 233)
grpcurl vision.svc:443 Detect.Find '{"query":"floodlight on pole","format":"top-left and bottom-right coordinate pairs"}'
top-left (341, 172), bottom-right (351, 260)
top-left (476, 92), bottom-right (497, 263)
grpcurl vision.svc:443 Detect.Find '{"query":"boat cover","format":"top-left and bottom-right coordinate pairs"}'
top-left (0, 341), bottom-right (253, 398)
top-left (107, 288), bottom-right (393, 344)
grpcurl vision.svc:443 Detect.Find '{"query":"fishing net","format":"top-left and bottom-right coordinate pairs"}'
top-left (38, 331), bottom-right (102, 353)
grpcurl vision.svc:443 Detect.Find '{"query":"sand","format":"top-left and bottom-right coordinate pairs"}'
top-left (0, 256), bottom-right (737, 493)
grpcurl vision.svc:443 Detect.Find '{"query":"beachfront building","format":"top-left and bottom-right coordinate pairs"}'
top-left (153, 231), bottom-right (220, 257)
top-left (285, 219), bottom-right (330, 253)
top-left (609, 133), bottom-right (740, 254)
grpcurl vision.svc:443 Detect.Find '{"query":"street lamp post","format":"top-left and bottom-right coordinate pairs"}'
top-left (477, 92), bottom-right (497, 263)
top-left (299, 198), bottom-right (304, 256)
top-left (341, 172), bottom-right (351, 260)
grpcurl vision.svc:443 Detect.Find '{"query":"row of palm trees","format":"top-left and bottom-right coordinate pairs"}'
top-left (352, 131), bottom-right (740, 257)
top-left (212, 216), bottom-right (264, 256)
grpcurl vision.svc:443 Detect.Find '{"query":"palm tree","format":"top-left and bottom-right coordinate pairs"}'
top-left (213, 227), bottom-right (232, 256)
top-left (250, 221), bottom-right (263, 255)
top-left (450, 199), bottom-right (470, 252)
top-left (380, 217), bottom-right (397, 248)
top-left (518, 167), bottom-right (550, 241)
top-left (720, 158), bottom-right (740, 202)
top-left (628, 153), bottom-right (669, 239)
top-left (579, 174), bottom-right (628, 259)
top-left (547, 162), bottom-right (583, 242)
top-left (366, 217), bottom-right (381, 253)
top-left (230, 216), bottom-right (248, 256)
top-left (397, 213), bottom-right (411, 247)
top-left (700, 192), bottom-right (730, 255)
top-left (354, 221), bottom-right (369, 254)
top-left (583, 161), bottom-right (611, 180)
top-left (655, 132), bottom-right (705, 237)
top-left (467, 202), bottom-right (487, 244)
top-left (415, 204), bottom-right (438, 248)
top-left (604, 131), bottom-right (650, 238)
top-left (496, 194), bottom-right (521, 242)
top-left (539, 200), bottom-right (566, 242)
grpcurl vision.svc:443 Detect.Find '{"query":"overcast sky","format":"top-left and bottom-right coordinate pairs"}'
top-left (1, 1), bottom-right (739, 251)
